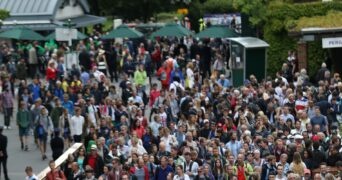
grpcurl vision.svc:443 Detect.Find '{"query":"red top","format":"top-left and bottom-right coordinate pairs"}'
top-left (157, 67), bottom-right (171, 86)
top-left (133, 126), bottom-right (145, 138)
top-left (151, 49), bottom-right (161, 62)
top-left (46, 67), bottom-right (57, 81)
top-left (237, 165), bottom-right (246, 180)
top-left (87, 155), bottom-right (97, 170)
top-left (46, 170), bottom-right (66, 180)
top-left (149, 89), bottom-right (160, 107)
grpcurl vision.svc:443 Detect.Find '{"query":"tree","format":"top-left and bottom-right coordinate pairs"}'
top-left (203, 0), bottom-right (234, 14)
top-left (91, 0), bottom-right (174, 22)
top-left (0, 9), bottom-right (9, 21)
top-left (233, 0), bottom-right (268, 37)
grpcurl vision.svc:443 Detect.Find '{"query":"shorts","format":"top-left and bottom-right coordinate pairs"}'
top-left (38, 132), bottom-right (48, 143)
top-left (19, 127), bottom-right (29, 136)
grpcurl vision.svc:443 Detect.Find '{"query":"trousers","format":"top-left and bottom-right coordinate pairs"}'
top-left (0, 158), bottom-right (9, 180)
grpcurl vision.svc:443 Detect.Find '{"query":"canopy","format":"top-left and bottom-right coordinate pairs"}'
top-left (150, 23), bottom-right (193, 38)
top-left (195, 25), bottom-right (239, 38)
top-left (0, 27), bottom-right (45, 40)
top-left (101, 25), bottom-right (143, 39)
top-left (45, 31), bottom-right (88, 40)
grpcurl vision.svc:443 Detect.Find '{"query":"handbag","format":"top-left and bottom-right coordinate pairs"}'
top-left (36, 124), bottom-right (45, 136)
top-left (185, 77), bottom-right (190, 88)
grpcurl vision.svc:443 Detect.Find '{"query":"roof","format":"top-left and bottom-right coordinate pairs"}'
top-left (0, 0), bottom-right (89, 16)
top-left (68, 15), bottom-right (106, 28)
top-left (301, 27), bottom-right (342, 34)
top-left (0, 0), bottom-right (103, 31)
top-left (228, 37), bottom-right (269, 48)
top-left (0, 0), bottom-right (59, 16)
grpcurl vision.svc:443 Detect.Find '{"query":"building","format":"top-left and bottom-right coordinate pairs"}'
top-left (0, 0), bottom-right (105, 31)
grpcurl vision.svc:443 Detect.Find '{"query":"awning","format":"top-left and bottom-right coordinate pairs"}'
top-left (229, 37), bottom-right (269, 48)
top-left (1, 24), bottom-right (58, 31)
top-left (61, 15), bottom-right (106, 28)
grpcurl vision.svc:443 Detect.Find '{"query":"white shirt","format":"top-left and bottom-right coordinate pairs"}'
top-left (88, 105), bottom-right (98, 127)
top-left (184, 160), bottom-right (199, 179)
top-left (186, 68), bottom-right (194, 88)
top-left (170, 81), bottom-right (185, 95)
top-left (160, 135), bottom-right (178, 152)
top-left (174, 174), bottom-right (191, 180)
top-left (70, 115), bottom-right (85, 136)
top-left (26, 174), bottom-right (38, 180)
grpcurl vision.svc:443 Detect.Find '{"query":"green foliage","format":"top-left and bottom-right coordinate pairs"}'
top-left (307, 41), bottom-right (326, 78)
top-left (233, 0), bottom-right (268, 27)
top-left (0, 9), bottom-right (9, 21)
top-left (264, 1), bottom-right (342, 77)
top-left (264, 29), bottom-right (296, 76)
top-left (202, 0), bottom-right (234, 13)
top-left (155, 12), bottom-right (183, 23)
top-left (97, 0), bottom-right (172, 21)
top-left (292, 10), bottom-right (342, 31)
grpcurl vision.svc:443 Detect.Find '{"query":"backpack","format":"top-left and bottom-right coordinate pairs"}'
top-left (160, 71), bottom-right (167, 81)
top-left (183, 161), bottom-right (194, 172)
top-left (175, 83), bottom-right (183, 98)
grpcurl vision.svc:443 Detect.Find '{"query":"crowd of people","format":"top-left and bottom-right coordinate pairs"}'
top-left (0, 33), bottom-right (341, 180)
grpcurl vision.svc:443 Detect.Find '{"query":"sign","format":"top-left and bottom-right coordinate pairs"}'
top-left (203, 13), bottom-right (242, 33)
top-left (322, 37), bottom-right (342, 48)
top-left (55, 28), bottom-right (77, 41)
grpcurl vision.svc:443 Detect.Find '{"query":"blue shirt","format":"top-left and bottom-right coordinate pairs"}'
top-left (80, 72), bottom-right (90, 85)
top-left (154, 165), bottom-right (173, 180)
top-left (62, 100), bottom-right (74, 115)
top-left (29, 84), bottom-right (41, 101)
top-left (54, 88), bottom-right (64, 101)
top-left (311, 114), bottom-right (327, 131)
top-left (217, 79), bottom-right (230, 88)
top-left (225, 140), bottom-right (241, 158)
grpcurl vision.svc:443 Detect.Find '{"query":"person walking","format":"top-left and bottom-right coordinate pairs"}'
top-left (0, 126), bottom-right (9, 180)
top-left (50, 129), bottom-right (64, 161)
top-left (70, 107), bottom-right (85, 143)
top-left (35, 107), bottom-right (54, 160)
top-left (17, 101), bottom-right (31, 151)
top-left (1, 85), bottom-right (14, 129)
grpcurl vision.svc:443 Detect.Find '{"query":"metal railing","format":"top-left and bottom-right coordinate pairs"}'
top-left (37, 143), bottom-right (83, 180)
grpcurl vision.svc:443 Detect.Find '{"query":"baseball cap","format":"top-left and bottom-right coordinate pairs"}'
top-left (91, 144), bottom-right (97, 150)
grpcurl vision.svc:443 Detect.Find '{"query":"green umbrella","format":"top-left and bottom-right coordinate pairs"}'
top-left (45, 31), bottom-right (88, 40)
top-left (150, 23), bottom-right (193, 38)
top-left (101, 25), bottom-right (143, 39)
top-left (0, 27), bottom-right (45, 40)
top-left (195, 25), bottom-right (239, 38)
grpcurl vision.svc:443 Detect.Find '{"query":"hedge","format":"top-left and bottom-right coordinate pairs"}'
top-left (264, 1), bottom-right (342, 77)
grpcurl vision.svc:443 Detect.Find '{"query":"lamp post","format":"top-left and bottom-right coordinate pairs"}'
top-left (62, 19), bottom-right (76, 46)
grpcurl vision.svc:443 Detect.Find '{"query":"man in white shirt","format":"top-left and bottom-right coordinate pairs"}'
top-left (70, 107), bottom-right (85, 142)
top-left (184, 152), bottom-right (199, 180)
top-left (86, 97), bottom-right (98, 128)
top-left (150, 116), bottom-right (162, 137)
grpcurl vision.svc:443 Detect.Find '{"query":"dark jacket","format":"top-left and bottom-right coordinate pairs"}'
top-left (79, 50), bottom-right (91, 71)
top-left (50, 136), bottom-right (64, 160)
top-left (261, 163), bottom-right (276, 180)
top-left (0, 133), bottom-right (7, 159)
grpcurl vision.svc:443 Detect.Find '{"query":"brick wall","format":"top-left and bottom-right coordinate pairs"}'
top-left (297, 41), bottom-right (307, 70)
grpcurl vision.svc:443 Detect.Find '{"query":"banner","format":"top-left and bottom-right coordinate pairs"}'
top-left (322, 37), bottom-right (342, 48)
